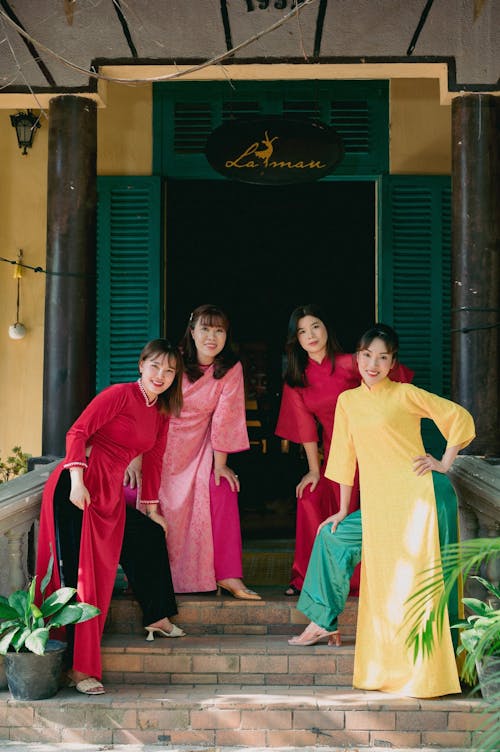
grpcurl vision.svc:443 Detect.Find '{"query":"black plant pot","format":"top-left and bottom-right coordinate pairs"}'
top-left (3, 640), bottom-right (66, 700)
top-left (0, 656), bottom-right (7, 690)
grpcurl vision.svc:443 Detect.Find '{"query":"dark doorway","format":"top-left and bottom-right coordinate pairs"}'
top-left (166, 179), bottom-right (375, 540)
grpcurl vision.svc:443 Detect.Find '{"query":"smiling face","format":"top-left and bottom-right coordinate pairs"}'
top-left (191, 317), bottom-right (227, 365)
top-left (296, 315), bottom-right (328, 363)
top-left (139, 353), bottom-right (177, 400)
top-left (356, 337), bottom-right (395, 388)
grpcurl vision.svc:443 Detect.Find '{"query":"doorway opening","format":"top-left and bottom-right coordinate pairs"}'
top-left (166, 178), bottom-right (375, 544)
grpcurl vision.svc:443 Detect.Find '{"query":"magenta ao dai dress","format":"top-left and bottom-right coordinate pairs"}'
top-left (158, 362), bottom-right (249, 593)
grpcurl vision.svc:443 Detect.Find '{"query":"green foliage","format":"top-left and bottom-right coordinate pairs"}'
top-left (404, 538), bottom-right (500, 664)
top-left (453, 575), bottom-right (500, 685)
top-left (0, 551), bottom-right (100, 656)
top-left (0, 446), bottom-right (29, 484)
top-left (404, 537), bottom-right (500, 752)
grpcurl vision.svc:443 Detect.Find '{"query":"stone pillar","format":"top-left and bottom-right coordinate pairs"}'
top-left (451, 95), bottom-right (500, 457)
top-left (42, 96), bottom-right (97, 457)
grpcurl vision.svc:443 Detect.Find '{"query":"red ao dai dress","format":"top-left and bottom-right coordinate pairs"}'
top-left (158, 362), bottom-right (249, 593)
top-left (35, 381), bottom-right (171, 680)
top-left (275, 353), bottom-right (413, 593)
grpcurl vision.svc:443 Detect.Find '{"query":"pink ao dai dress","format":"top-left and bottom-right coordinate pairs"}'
top-left (158, 362), bottom-right (249, 593)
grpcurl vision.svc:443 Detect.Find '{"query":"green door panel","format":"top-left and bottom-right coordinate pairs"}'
top-left (96, 176), bottom-right (162, 391)
top-left (380, 174), bottom-right (452, 454)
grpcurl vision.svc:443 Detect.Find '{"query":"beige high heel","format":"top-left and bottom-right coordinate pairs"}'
top-left (288, 628), bottom-right (341, 647)
top-left (216, 582), bottom-right (261, 601)
top-left (145, 623), bottom-right (186, 641)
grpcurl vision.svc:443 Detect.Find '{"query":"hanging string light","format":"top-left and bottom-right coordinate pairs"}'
top-left (8, 250), bottom-right (27, 340)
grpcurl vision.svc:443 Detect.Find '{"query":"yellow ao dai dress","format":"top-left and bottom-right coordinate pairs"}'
top-left (326, 379), bottom-right (475, 697)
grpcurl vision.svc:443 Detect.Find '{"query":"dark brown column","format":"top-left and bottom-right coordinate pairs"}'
top-left (42, 95), bottom-right (97, 457)
top-left (451, 95), bottom-right (500, 457)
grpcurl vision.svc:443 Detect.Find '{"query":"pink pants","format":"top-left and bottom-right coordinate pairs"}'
top-left (209, 472), bottom-right (243, 581)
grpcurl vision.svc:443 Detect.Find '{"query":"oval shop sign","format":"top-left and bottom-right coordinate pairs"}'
top-left (205, 117), bottom-right (344, 185)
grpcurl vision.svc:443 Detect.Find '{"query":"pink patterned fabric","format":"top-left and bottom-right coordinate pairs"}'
top-left (159, 362), bottom-right (249, 592)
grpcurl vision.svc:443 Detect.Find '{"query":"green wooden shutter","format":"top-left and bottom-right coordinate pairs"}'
top-left (96, 176), bottom-right (162, 391)
top-left (153, 81), bottom-right (388, 178)
top-left (379, 175), bottom-right (452, 453)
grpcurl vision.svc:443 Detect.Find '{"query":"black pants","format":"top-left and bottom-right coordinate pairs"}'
top-left (54, 470), bottom-right (178, 665)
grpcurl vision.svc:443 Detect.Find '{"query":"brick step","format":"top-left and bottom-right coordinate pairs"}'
top-left (106, 588), bottom-right (358, 638)
top-left (101, 634), bottom-right (355, 686)
top-left (0, 683), bottom-right (487, 748)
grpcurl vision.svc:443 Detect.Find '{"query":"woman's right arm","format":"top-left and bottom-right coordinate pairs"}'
top-left (64, 385), bottom-right (128, 509)
top-left (275, 382), bottom-right (320, 497)
top-left (68, 466), bottom-right (91, 510)
top-left (296, 441), bottom-right (321, 498)
top-left (317, 482), bottom-right (352, 534)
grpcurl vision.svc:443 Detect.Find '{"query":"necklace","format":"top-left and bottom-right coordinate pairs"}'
top-left (137, 378), bottom-right (158, 407)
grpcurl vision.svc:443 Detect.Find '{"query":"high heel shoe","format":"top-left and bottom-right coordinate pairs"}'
top-left (216, 582), bottom-right (261, 601)
top-left (288, 628), bottom-right (341, 647)
top-left (145, 623), bottom-right (186, 641)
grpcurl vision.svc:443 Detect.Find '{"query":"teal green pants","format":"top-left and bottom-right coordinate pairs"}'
top-left (297, 472), bottom-right (459, 644)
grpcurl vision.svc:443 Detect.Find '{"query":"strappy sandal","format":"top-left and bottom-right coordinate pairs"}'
top-left (284, 584), bottom-right (301, 596)
top-left (69, 676), bottom-right (105, 695)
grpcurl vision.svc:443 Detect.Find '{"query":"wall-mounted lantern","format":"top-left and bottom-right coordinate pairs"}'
top-left (10, 110), bottom-right (41, 155)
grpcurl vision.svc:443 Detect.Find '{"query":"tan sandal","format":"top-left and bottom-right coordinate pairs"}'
top-left (69, 676), bottom-right (105, 695)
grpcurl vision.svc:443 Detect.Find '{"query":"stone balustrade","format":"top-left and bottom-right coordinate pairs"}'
top-left (0, 462), bottom-right (59, 596)
top-left (448, 455), bottom-right (500, 597)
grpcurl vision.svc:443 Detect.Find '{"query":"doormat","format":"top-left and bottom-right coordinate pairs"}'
top-left (242, 551), bottom-right (293, 587)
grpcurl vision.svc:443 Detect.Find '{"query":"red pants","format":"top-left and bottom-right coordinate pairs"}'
top-left (289, 470), bottom-right (360, 595)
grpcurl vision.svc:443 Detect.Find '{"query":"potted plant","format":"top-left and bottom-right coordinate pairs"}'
top-left (452, 574), bottom-right (500, 697)
top-left (405, 537), bottom-right (500, 752)
top-left (0, 552), bottom-right (100, 700)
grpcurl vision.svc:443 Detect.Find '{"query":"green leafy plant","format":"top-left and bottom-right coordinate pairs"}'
top-left (0, 552), bottom-right (100, 656)
top-left (405, 537), bottom-right (500, 752)
top-left (453, 575), bottom-right (500, 685)
top-left (0, 446), bottom-right (29, 484)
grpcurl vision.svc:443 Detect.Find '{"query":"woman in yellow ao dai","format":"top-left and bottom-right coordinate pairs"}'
top-left (326, 324), bottom-right (475, 698)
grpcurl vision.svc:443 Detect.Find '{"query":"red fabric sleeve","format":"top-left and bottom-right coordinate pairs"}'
top-left (141, 415), bottom-right (170, 501)
top-left (275, 382), bottom-right (318, 444)
top-left (63, 384), bottom-right (127, 468)
top-left (389, 362), bottom-right (414, 383)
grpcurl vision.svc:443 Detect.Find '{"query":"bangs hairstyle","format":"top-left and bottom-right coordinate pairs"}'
top-left (356, 323), bottom-right (399, 363)
top-left (139, 338), bottom-right (183, 416)
top-left (284, 303), bottom-right (342, 388)
top-left (180, 303), bottom-right (238, 382)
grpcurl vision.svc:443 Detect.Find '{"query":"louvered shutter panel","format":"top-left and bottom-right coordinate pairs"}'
top-left (380, 175), bottom-right (452, 453)
top-left (96, 176), bottom-right (162, 391)
top-left (153, 81), bottom-right (388, 178)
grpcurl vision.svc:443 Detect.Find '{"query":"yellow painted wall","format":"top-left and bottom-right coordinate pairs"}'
top-left (0, 111), bottom-right (47, 459)
top-left (97, 82), bottom-right (152, 175)
top-left (390, 78), bottom-right (451, 174)
top-left (0, 75), bottom-right (450, 461)
top-left (0, 84), bottom-right (152, 460)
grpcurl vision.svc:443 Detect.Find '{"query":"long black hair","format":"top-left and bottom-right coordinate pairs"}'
top-left (284, 303), bottom-right (342, 387)
top-left (180, 304), bottom-right (239, 383)
top-left (138, 339), bottom-right (183, 415)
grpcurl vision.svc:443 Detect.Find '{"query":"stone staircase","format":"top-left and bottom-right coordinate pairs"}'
top-left (0, 587), bottom-right (492, 749)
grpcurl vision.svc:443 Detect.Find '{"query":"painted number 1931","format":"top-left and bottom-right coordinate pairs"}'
top-left (245, 0), bottom-right (306, 10)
